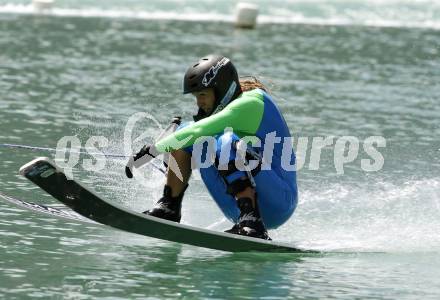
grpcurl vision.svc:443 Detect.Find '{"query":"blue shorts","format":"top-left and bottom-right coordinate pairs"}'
top-left (178, 123), bottom-right (297, 229)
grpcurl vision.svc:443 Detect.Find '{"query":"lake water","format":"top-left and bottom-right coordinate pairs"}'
top-left (0, 1), bottom-right (439, 299)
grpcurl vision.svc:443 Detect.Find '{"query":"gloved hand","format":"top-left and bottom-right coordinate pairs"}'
top-left (125, 145), bottom-right (159, 178)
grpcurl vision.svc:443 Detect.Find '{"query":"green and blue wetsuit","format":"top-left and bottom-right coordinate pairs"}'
top-left (155, 89), bottom-right (297, 228)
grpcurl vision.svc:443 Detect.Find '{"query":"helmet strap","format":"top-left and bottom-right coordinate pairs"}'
top-left (211, 81), bottom-right (238, 115)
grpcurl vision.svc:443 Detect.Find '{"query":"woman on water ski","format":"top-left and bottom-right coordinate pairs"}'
top-left (126, 55), bottom-right (298, 240)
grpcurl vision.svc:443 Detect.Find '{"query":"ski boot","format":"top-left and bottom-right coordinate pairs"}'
top-left (225, 197), bottom-right (271, 240)
top-left (143, 185), bottom-right (187, 223)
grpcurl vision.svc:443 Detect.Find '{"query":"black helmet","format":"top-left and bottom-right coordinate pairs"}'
top-left (183, 55), bottom-right (242, 120)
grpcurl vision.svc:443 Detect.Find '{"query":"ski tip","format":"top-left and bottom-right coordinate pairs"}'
top-left (19, 157), bottom-right (55, 176)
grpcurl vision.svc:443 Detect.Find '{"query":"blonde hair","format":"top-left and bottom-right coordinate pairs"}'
top-left (239, 76), bottom-right (269, 93)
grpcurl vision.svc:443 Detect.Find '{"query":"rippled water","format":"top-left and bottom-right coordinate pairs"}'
top-left (2, 0), bottom-right (440, 28)
top-left (1, 6), bottom-right (440, 300)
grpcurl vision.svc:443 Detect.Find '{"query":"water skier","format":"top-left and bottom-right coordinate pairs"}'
top-left (126, 55), bottom-right (298, 240)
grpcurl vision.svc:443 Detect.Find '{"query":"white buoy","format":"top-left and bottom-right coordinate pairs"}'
top-left (32, 0), bottom-right (54, 12)
top-left (234, 2), bottom-right (259, 29)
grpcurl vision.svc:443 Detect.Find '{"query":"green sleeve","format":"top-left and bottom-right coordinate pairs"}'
top-left (155, 89), bottom-right (265, 153)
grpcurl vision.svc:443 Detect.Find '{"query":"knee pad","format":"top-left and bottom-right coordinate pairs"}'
top-left (216, 160), bottom-right (253, 196)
